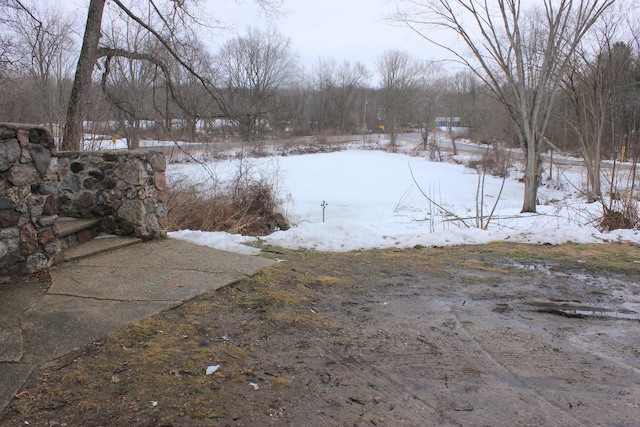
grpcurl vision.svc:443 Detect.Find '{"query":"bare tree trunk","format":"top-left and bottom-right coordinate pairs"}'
top-left (522, 138), bottom-right (540, 212)
top-left (61, 0), bottom-right (105, 151)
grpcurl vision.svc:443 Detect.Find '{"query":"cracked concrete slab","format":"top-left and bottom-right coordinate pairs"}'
top-left (0, 237), bottom-right (275, 418)
top-left (64, 238), bottom-right (274, 274)
top-left (0, 364), bottom-right (34, 414)
top-left (21, 295), bottom-right (177, 363)
top-left (49, 268), bottom-right (242, 301)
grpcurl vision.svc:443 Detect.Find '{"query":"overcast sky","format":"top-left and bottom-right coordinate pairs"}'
top-left (58, 0), bottom-right (453, 81)
top-left (208, 0), bottom-right (451, 78)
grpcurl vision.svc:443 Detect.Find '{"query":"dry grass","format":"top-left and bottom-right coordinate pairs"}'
top-left (599, 201), bottom-right (639, 231)
top-left (167, 175), bottom-right (286, 236)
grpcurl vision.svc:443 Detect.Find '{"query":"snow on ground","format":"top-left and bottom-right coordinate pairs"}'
top-left (165, 143), bottom-right (640, 254)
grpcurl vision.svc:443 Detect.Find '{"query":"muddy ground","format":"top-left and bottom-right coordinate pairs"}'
top-left (2, 242), bottom-right (640, 426)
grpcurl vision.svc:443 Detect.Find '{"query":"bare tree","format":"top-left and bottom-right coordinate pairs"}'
top-left (215, 27), bottom-right (299, 144)
top-left (376, 49), bottom-right (420, 147)
top-left (395, 0), bottom-right (614, 212)
top-left (412, 61), bottom-right (445, 154)
top-left (0, 1), bottom-right (76, 129)
top-left (60, 0), bottom-right (281, 150)
top-left (563, 19), bottom-right (630, 200)
top-left (310, 58), bottom-right (370, 133)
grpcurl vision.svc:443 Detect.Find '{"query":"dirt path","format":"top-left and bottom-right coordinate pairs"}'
top-left (2, 243), bottom-right (640, 426)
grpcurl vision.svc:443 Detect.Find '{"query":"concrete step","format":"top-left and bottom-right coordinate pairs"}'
top-left (57, 218), bottom-right (102, 237)
top-left (57, 218), bottom-right (102, 249)
top-left (62, 235), bottom-right (141, 263)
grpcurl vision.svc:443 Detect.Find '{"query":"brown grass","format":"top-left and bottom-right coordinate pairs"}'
top-left (167, 175), bottom-right (285, 236)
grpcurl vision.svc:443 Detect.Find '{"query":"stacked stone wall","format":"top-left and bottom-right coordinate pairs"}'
top-left (55, 150), bottom-right (168, 239)
top-left (0, 124), bottom-right (59, 276)
top-left (1, 122), bottom-right (168, 277)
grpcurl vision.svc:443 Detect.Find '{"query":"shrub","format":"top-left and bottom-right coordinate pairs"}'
top-left (167, 171), bottom-right (288, 236)
top-left (599, 201), bottom-right (639, 232)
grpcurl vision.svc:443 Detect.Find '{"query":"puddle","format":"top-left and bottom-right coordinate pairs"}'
top-left (550, 308), bottom-right (638, 320)
top-left (529, 301), bottom-right (638, 321)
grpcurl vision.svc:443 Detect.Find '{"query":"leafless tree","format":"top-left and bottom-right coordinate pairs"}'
top-left (310, 58), bottom-right (370, 133)
top-left (61, 0), bottom-right (282, 150)
top-left (214, 27), bottom-right (299, 144)
top-left (376, 49), bottom-right (420, 147)
top-left (412, 61), bottom-right (445, 154)
top-left (563, 14), bottom-right (630, 200)
top-left (1, 1), bottom-right (76, 129)
top-left (395, 0), bottom-right (615, 212)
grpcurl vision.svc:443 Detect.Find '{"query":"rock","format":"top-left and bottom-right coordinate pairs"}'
top-left (0, 210), bottom-right (20, 227)
top-left (89, 169), bottom-right (105, 180)
top-left (20, 224), bottom-right (37, 255)
top-left (116, 160), bottom-right (148, 185)
top-left (154, 172), bottom-right (166, 191)
top-left (157, 190), bottom-right (168, 203)
top-left (0, 126), bottom-right (15, 139)
top-left (117, 199), bottom-right (146, 226)
top-left (77, 191), bottom-right (94, 208)
top-left (20, 149), bottom-right (32, 164)
top-left (0, 139), bottom-right (21, 172)
top-left (156, 203), bottom-right (168, 218)
top-left (147, 152), bottom-right (166, 172)
top-left (0, 226), bottom-right (19, 239)
top-left (29, 145), bottom-right (53, 177)
top-left (0, 241), bottom-right (7, 258)
top-left (29, 128), bottom-right (52, 145)
top-left (0, 197), bottom-right (14, 210)
top-left (82, 177), bottom-right (100, 190)
top-left (39, 215), bottom-right (58, 227)
top-left (0, 254), bottom-right (25, 271)
top-left (123, 186), bottom-right (138, 199)
top-left (26, 252), bottom-right (49, 272)
top-left (70, 161), bottom-right (84, 173)
top-left (38, 230), bottom-right (55, 245)
top-left (44, 241), bottom-right (60, 254)
top-left (41, 181), bottom-right (59, 195)
top-left (16, 128), bottom-right (30, 146)
top-left (59, 175), bottom-right (80, 193)
top-left (43, 195), bottom-right (56, 215)
top-left (7, 164), bottom-right (38, 186)
top-left (146, 214), bottom-right (160, 233)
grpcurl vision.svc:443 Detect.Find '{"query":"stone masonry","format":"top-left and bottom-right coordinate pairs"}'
top-left (56, 150), bottom-right (168, 239)
top-left (0, 123), bottom-right (167, 277)
top-left (0, 124), bottom-right (58, 276)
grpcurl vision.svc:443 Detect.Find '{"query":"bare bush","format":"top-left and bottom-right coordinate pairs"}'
top-left (465, 146), bottom-right (511, 178)
top-left (167, 173), bottom-right (288, 236)
top-left (599, 202), bottom-right (639, 231)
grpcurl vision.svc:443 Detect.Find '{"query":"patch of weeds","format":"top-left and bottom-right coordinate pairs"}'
top-left (268, 310), bottom-right (318, 325)
top-left (460, 259), bottom-right (509, 273)
top-left (272, 377), bottom-right (293, 387)
top-left (117, 317), bottom-right (170, 346)
top-left (223, 345), bottom-right (249, 360)
top-left (63, 369), bottom-right (91, 385)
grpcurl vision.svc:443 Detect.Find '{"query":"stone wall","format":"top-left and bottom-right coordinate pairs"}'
top-left (0, 122), bottom-right (168, 277)
top-left (0, 124), bottom-right (58, 276)
top-left (56, 150), bottom-right (168, 239)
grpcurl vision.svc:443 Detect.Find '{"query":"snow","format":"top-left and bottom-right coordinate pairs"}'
top-left (166, 145), bottom-right (640, 254)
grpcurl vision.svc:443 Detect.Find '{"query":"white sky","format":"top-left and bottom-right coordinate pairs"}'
top-left (208, 0), bottom-right (450, 78)
top-left (57, 0), bottom-right (453, 82)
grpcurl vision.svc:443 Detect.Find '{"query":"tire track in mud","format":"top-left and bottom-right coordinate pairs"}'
top-left (445, 305), bottom-right (584, 427)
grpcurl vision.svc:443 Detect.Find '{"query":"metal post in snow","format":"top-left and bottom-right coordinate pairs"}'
top-left (321, 200), bottom-right (328, 223)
